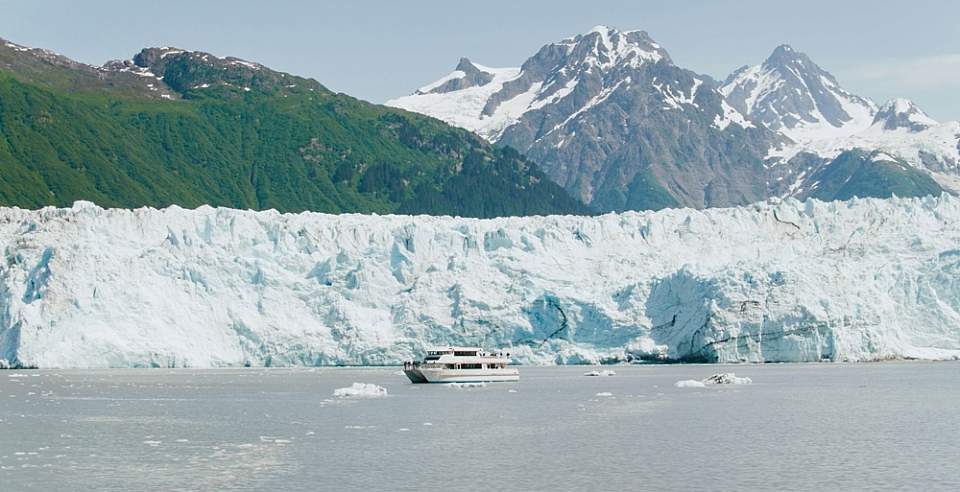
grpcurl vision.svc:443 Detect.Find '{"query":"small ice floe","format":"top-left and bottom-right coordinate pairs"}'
top-left (595, 391), bottom-right (614, 397)
top-left (675, 372), bottom-right (752, 388)
top-left (446, 382), bottom-right (485, 389)
top-left (333, 382), bottom-right (388, 398)
top-left (584, 369), bottom-right (616, 377)
top-left (422, 422), bottom-right (433, 426)
top-left (704, 373), bottom-right (752, 385)
top-left (397, 428), bottom-right (410, 432)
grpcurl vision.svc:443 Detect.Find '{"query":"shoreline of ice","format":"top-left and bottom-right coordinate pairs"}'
top-left (2, 195), bottom-right (960, 368)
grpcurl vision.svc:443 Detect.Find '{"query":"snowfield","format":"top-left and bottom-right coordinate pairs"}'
top-left (1, 197), bottom-right (959, 368)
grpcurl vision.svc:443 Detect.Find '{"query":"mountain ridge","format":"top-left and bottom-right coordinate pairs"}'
top-left (390, 25), bottom-right (779, 211)
top-left (390, 28), bottom-right (959, 209)
top-left (0, 36), bottom-right (590, 217)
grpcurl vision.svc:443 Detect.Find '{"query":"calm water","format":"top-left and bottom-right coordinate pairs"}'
top-left (1, 363), bottom-right (958, 491)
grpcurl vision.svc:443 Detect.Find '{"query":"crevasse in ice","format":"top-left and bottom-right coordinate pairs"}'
top-left (1, 195), bottom-right (959, 368)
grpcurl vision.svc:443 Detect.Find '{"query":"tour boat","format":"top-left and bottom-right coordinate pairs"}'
top-left (403, 347), bottom-right (519, 383)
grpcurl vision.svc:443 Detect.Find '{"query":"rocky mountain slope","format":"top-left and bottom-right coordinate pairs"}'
top-left (2, 196), bottom-right (959, 368)
top-left (390, 26), bottom-right (780, 211)
top-left (390, 28), bottom-right (959, 210)
top-left (723, 46), bottom-right (960, 198)
top-left (0, 37), bottom-right (588, 217)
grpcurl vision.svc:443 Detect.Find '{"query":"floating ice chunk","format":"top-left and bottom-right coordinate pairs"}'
top-left (584, 369), bottom-right (617, 376)
top-left (676, 373), bottom-right (752, 388)
top-left (446, 382), bottom-right (486, 389)
top-left (595, 391), bottom-right (614, 397)
top-left (333, 382), bottom-right (388, 398)
top-left (704, 373), bottom-right (752, 385)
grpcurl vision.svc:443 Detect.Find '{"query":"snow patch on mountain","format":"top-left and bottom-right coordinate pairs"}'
top-left (721, 44), bottom-right (877, 144)
top-left (1, 197), bottom-right (959, 369)
top-left (387, 26), bottom-right (673, 143)
top-left (388, 64), bottom-right (523, 141)
top-left (722, 45), bottom-right (960, 185)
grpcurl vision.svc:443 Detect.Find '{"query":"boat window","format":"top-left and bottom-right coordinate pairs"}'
top-left (454, 351), bottom-right (477, 356)
top-left (445, 364), bottom-right (456, 369)
top-left (459, 363), bottom-right (482, 369)
top-left (425, 356), bottom-right (440, 361)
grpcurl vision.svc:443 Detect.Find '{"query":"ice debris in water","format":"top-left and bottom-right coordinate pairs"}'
top-left (584, 369), bottom-right (616, 376)
top-left (703, 373), bottom-right (752, 385)
top-left (595, 392), bottom-right (614, 397)
top-left (333, 382), bottom-right (388, 398)
top-left (675, 373), bottom-right (752, 388)
top-left (446, 382), bottom-right (486, 389)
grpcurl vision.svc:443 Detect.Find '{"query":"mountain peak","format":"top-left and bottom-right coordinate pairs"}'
top-left (722, 43), bottom-right (876, 140)
top-left (769, 44), bottom-right (796, 58)
top-left (763, 44), bottom-right (817, 71)
top-left (455, 57), bottom-right (478, 72)
top-left (872, 98), bottom-right (937, 132)
top-left (549, 25), bottom-right (670, 70)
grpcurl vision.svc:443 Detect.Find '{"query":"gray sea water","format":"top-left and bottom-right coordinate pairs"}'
top-left (1, 363), bottom-right (958, 491)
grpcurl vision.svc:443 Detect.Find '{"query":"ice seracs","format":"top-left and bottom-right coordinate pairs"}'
top-left (1, 196), bottom-right (960, 369)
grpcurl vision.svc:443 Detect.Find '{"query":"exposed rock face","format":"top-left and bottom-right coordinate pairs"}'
top-left (871, 98), bottom-right (938, 132)
top-left (391, 30), bottom-right (960, 209)
top-left (391, 26), bottom-right (781, 211)
top-left (721, 44), bottom-right (877, 139)
top-left (416, 58), bottom-right (494, 94)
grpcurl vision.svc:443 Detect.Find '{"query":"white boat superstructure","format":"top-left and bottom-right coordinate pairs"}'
top-left (403, 347), bottom-right (519, 384)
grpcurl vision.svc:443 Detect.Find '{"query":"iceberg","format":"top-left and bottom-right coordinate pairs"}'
top-left (1, 195), bottom-right (960, 368)
top-left (703, 373), bottom-right (752, 385)
top-left (584, 369), bottom-right (617, 376)
top-left (333, 383), bottom-right (388, 398)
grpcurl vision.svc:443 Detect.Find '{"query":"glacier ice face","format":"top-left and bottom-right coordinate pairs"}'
top-left (1, 196), bottom-right (960, 368)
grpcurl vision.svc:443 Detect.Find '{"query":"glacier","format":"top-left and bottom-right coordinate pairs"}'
top-left (1, 196), bottom-right (959, 368)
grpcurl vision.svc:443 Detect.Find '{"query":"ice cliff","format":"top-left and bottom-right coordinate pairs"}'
top-left (1, 196), bottom-right (959, 368)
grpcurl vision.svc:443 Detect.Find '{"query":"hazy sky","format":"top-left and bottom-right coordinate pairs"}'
top-left (2, 0), bottom-right (958, 120)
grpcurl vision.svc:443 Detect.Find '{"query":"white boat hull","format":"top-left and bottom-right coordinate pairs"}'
top-left (404, 367), bottom-right (519, 384)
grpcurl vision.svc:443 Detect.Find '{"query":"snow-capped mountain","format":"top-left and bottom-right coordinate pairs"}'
top-left (723, 46), bottom-right (960, 193)
top-left (390, 26), bottom-right (778, 211)
top-left (392, 30), bottom-right (959, 209)
top-left (391, 26), bottom-right (678, 142)
top-left (2, 198), bottom-right (959, 368)
top-left (872, 98), bottom-right (938, 132)
top-left (721, 44), bottom-right (877, 143)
